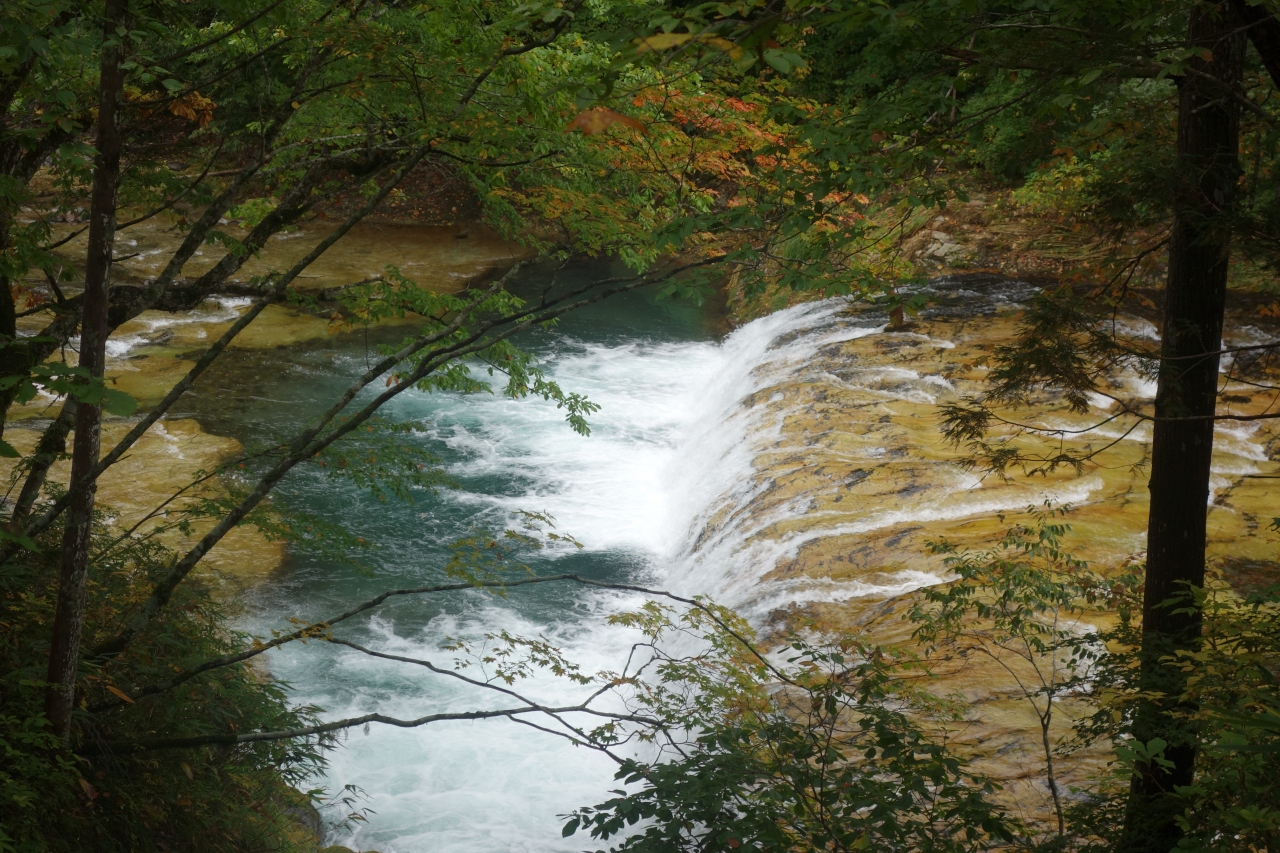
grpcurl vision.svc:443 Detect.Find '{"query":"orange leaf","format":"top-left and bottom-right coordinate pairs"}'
top-left (565, 108), bottom-right (645, 135)
top-left (169, 91), bottom-right (216, 127)
top-left (106, 684), bottom-right (135, 704)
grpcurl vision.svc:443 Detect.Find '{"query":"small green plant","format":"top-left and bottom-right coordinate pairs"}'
top-left (1161, 582), bottom-right (1280, 851)
top-left (910, 505), bottom-right (1113, 844)
top-left (563, 602), bottom-right (1015, 852)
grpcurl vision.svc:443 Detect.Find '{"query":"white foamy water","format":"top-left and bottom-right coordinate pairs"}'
top-left (287, 597), bottom-right (650, 853)
top-left (104, 296), bottom-right (254, 358)
top-left (255, 297), bottom-right (1134, 851)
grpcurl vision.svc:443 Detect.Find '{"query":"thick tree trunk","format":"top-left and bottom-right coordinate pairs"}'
top-left (43, 0), bottom-right (128, 740)
top-left (1120, 4), bottom-right (1245, 850)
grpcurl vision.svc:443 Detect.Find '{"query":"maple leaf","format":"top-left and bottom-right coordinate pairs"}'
top-left (565, 108), bottom-right (645, 135)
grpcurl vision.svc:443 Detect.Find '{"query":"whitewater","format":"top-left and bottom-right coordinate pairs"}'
top-left (246, 293), bottom-right (1113, 852)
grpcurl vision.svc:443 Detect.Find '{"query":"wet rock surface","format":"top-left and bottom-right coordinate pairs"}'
top-left (0, 419), bottom-right (283, 588)
top-left (5, 220), bottom-right (534, 587)
top-left (682, 275), bottom-right (1278, 827)
top-left (701, 277), bottom-right (1277, 602)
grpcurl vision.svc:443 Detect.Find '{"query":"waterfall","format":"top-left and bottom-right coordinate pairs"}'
top-left (250, 287), bottom-right (1131, 852)
top-left (657, 297), bottom-right (1102, 618)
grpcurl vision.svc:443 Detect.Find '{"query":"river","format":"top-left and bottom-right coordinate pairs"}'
top-left (54, 243), bottom-right (1277, 851)
top-left (221, 261), bottom-right (815, 852)
top-left (205, 263), bottom-right (978, 851)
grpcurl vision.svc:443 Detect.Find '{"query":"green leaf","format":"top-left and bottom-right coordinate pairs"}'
top-left (102, 388), bottom-right (138, 417)
top-left (0, 439), bottom-right (19, 458)
top-left (762, 48), bottom-right (803, 73)
top-left (0, 527), bottom-right (39, 552)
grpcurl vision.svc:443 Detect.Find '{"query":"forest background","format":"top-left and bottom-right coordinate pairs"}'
top-left (1, 1), bottom-right (1279, 852)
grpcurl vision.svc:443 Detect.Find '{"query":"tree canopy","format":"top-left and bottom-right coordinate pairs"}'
top-left (1, 1), bottom-right (1278, 851)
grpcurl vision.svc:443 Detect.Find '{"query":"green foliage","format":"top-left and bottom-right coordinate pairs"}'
top-left (0, 358), bottom-right (137, 419)
top-left (551, 516), bottom-right (1280, 853)
top-left (564, 603), bottom-right (1014, 852)
top-left (1165, 584), bottom-right (1280, 851)
top-left (313, 417), bottom-right (451, 504)
top-left (443, 509), bottom-right (584, 586)
top-left (937, 287), bottom-right (1167, 478)
top-left (1009, 77), bottom-right (1178, 228)
top-left (227, 196), bottom-right (279, 229)
top-left (896, 512), bottom-right (1280, 852)
top-left (911, 506), bottom-right (1127, 845)
top-left (330, 270), bottom-right (603, 434)
top-left (0, 511), bottom-right (328, 852)
top-left (914, 507), bottom-right (1104, 658)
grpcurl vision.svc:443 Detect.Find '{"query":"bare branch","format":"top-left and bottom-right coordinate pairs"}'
top-left (91, 571), bottom-right (782, 711)
top-left (91, 702), bottom-right (622, 753)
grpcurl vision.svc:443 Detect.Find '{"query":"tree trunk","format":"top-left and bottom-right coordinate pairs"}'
top-left (1120, 3), bottom-right (1245, 850)
top-left (11, 399), bottom-right (77, 524)
top-left (1232, 0), bottom-right (1280, 87)
top-left (43, 0), bottom-right (128, 740)
top-left (0, 7), bottom-right (80, 439)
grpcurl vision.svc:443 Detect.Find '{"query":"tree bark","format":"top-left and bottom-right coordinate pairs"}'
top-left (0, 6), bottom-right (81, 439)
top-left (10, 399), bottom-right (77, 524)
top-left (1232, 0), bottom-right (1280, 87)
top-left (1120, 3), bottom-right (1245, 850)
top-left (43, 0), bottom-right (128, 740)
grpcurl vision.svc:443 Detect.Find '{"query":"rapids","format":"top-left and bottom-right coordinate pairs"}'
top-left (229, 280), bottom-right (954, 851)
top-left (16, 220), bottom-right (1276, 849)
top-left (234, 272), bottom-right (1274, 851)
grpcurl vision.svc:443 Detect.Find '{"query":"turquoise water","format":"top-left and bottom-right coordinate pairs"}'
top-left (192, 267), bottom-right (1041, 852)
top-left (171, 267), bottom-right (1280, 852)
top-left (205, 261), bottom-right (731, 852)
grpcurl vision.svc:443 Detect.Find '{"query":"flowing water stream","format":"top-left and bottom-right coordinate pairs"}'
top-left (206, 265), bottom-right (960, 852)
top-left (217, 265), bottom-right (778, 852)
top-left (85, 254), bottom-right (1275, 852)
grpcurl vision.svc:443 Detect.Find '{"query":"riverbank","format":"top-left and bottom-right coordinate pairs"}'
top-left (11, 216), bottom-right (1275, 847)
